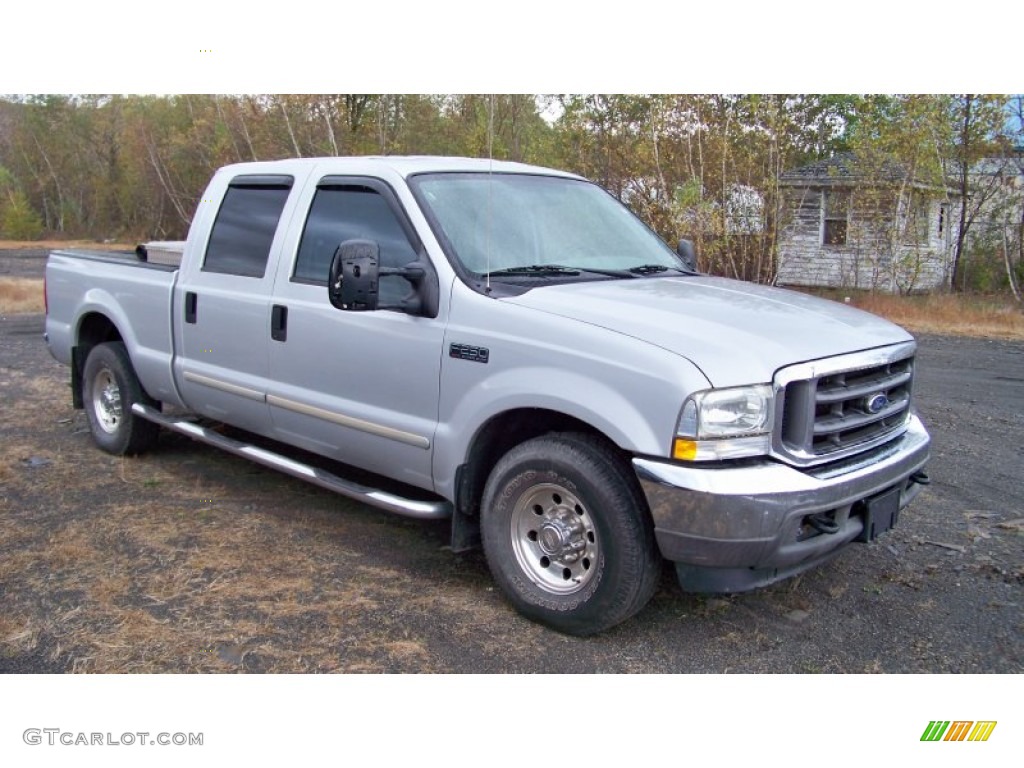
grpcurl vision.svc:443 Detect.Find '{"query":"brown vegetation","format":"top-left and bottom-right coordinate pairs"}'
top-left (814, 289), bottom-right (1024, 340)
top-left (1, 94), bottom-right (1019, 295)
top-left (0, 277), bottom-right (43, 314)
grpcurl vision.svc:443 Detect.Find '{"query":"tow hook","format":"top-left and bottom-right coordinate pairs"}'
top-left (909, 471), bottom-right (931, 486)
top-left (808, 513), bottom-right (840, 535)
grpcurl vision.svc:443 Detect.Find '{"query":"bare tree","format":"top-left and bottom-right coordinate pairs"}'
top-left (950, 95), bottom-right (1011, 290)
top-left (279, 98), bottom-right (302, 158)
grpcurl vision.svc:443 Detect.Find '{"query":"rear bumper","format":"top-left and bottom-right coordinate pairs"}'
top-left (633, 415), bottom-right (930, 593)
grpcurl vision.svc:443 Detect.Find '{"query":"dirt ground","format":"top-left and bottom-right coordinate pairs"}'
top-left (1, 308), bottom-right (1021, 673)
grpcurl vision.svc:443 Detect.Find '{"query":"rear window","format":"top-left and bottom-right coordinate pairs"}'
top-left (203, 177), bottom-right (292, 277)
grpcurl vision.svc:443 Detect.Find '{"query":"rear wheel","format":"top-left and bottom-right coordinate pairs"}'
top-left (481, 433), bottom-right (661, 636)
top-left (82, 342), bottom-right (159, 455)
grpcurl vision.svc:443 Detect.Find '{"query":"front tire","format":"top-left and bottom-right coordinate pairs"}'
top-left (82, 341), bottom-right (159, 455)
top-left (481, 433), bottom-right (661, 636)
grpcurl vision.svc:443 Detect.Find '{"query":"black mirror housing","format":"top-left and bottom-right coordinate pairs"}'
top-left (329, 239), bottom-right (438, 316)
top-left (676, 239), bottom-right (698, 272)
top-left (329, 240), bottom-right (380, 311)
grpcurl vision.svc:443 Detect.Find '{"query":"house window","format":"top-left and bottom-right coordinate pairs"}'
top-left (911, 195), bottom-right (930, 243)
top-left (938, 204), bottom-right (947, 237)
top-left (822, 190), bottom-right (849, 246)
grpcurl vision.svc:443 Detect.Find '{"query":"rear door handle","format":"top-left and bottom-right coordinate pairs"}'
top-left (271, 304), bottom-right (288, 342)
top-left (185, 292), bottom-right (198, 324)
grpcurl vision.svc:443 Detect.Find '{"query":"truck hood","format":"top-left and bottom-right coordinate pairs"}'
top-left (502, 276), bottom-right (913, 387)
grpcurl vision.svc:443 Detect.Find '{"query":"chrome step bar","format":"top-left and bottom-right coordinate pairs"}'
top-left (131, 404), bottom-right (452, 520)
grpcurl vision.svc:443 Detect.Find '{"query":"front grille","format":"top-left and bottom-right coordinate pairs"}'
top-left (774, 344), bottom-right (915, 466)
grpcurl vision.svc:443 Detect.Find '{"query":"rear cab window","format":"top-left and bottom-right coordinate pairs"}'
top-left (203, 175), bottom-right (294, 278)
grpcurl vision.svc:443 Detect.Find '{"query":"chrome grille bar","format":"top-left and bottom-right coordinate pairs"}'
top-left (772, 342), bottom-right (917, 467)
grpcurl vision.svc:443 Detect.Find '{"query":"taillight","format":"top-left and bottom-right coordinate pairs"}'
top-left (44, 272), bottom-right (49, 315)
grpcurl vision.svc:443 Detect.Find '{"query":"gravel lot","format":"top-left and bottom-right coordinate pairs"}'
top-left (0, 248), bottom-right (54, 278)
top-left (1, 305), bottom-right (1021, 673)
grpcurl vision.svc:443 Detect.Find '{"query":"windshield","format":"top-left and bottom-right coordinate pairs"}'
top-left (410, 173), bottom-right (684, 277)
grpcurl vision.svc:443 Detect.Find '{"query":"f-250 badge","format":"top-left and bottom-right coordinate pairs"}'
top-left (449, 343), bottom-right (489, 364)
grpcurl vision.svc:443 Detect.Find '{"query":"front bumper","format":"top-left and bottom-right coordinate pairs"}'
top-left (633, 414), bottom-right (931, 593)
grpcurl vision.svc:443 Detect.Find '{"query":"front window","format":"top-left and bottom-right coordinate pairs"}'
top-left (410, 173), bottom-right (684, 277)
top-left (293, 184), bottom-right (417, 304)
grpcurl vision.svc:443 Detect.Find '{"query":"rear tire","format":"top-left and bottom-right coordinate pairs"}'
top-left (82, 341), bottom-right (159, 455)
top-left (481, 433), bottom-right (661, 636)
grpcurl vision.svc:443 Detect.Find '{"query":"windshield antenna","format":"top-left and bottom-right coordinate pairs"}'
top-left (486, 93), bottom-right (494, 293)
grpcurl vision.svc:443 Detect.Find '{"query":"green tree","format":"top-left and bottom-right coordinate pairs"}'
top-left (1, 187), bottom-right (45, 239)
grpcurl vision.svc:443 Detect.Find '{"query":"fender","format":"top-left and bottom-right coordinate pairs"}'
top-left (432, 363), bottom-right (705, 502)
top-left (75, 283), bottom-right (183, 407)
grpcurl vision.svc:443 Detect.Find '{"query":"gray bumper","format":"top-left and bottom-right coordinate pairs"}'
top-left (633, 415), bottom-right (931, 593)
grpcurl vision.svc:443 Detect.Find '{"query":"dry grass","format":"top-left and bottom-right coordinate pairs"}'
top-left (816, 290), bottom-right (1024, 340)
top-left (0, 368), bottom-right (495, 671)
top-left (0, 458), bottom-right (449, 672)
top-left (0, 277), bottom-right (44, 314)
top-left (0, 239), bottom-right (134, 250)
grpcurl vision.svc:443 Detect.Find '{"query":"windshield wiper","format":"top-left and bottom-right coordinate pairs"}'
top-left (487, 264), bottom-right (581, 277)
top-left (487, 263), bottom-right (686, 280)
top-left (628, 264), bottom-right (687, 275)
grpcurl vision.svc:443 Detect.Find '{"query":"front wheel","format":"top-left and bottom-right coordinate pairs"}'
top-left (82, 341), bottom-right (159, 455)
top-left (481, 433), bottom-right (661, 636)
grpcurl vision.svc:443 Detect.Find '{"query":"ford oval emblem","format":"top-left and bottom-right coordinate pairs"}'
top-left (865, 393), bottom-right (890, 414)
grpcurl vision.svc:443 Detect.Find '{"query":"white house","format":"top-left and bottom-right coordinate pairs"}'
top-left (775, 154), bottom-right (961, 293)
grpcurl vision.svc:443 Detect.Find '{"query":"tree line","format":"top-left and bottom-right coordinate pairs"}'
top-left (0, 94), bottom-right (1019, 292)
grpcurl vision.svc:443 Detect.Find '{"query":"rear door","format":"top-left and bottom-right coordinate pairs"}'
top-left (173, 174), bottom-right (295, 436)
top-left (266, 174), bottom-right (445, 491)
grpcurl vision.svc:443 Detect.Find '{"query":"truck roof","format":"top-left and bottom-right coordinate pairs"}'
top-left (214, 155), bottom-right (582, 180)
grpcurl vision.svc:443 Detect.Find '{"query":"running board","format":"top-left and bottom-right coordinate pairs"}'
top-left (131, 404), bottom-right (452, 520)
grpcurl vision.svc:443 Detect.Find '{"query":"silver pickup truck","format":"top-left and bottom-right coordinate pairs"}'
top-left (45, 156), bottom-right (931, 635)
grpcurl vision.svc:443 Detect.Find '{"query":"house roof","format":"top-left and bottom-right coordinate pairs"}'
top-left (780, 152), bottom-right (908, 184)
top-left (969, 155), bottom-right (1024, 178)
top-left (780, 152), bottom-right (959, 194)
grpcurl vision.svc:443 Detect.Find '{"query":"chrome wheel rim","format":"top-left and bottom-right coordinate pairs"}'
top-left (92, 368), bottom-right (122, 434)
top-left (510, 483), bottom-right (599, 595)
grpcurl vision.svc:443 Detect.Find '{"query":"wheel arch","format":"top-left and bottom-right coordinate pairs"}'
top-left (71, 311), bottom-right (126, 408)
top-left (449, 407), bottom-right (640, 552)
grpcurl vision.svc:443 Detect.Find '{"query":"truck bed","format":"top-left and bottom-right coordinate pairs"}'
top-left (45, 249), bottom-right (182, 406)
top-left (49, 248), bottom-right (179, 271)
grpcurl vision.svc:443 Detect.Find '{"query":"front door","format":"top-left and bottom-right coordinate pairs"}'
top-left (266, 176), bottom-right (446, 492)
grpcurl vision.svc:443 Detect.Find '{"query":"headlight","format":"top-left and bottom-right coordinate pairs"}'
top-left (672, 384), bottom-right (773, 461)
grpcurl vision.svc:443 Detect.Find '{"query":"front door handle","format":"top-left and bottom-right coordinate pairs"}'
top-left (271, 304), bottom-right (288, 342)
top-left (185, 292), bottom-right (198, 324)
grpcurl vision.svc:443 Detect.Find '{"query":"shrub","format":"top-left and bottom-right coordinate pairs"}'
top-left (0, 190), bottom-right (44, 240)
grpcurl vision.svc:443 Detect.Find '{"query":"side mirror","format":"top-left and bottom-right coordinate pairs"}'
top-left (328, 239), bottom-right (432, 315)
top-left (676, 239), bottom-right (698, 272)
top-left (329, 240), bottom-right (380, 311)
